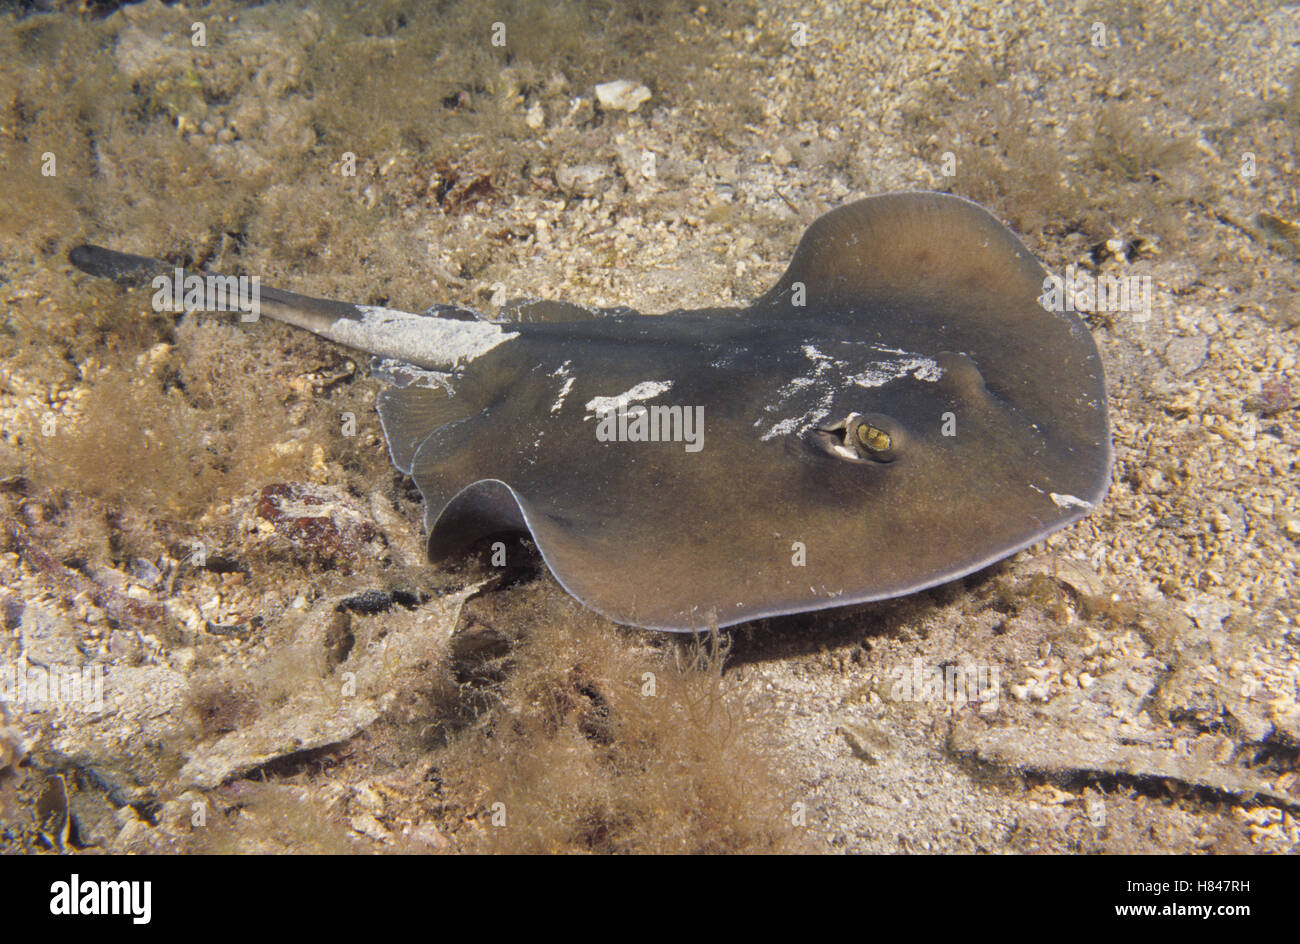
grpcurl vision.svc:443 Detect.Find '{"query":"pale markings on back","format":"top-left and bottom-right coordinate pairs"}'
top-left (550, 361), bottom-right (576, 414)
top-left (759, 344), bottom-right (944, 441)
top-left (327, 306), bottom-right (518, 369)
top-left (584, 380), bottom-right (674, 419)
top-left (371, 358), bottom-right (456, 394)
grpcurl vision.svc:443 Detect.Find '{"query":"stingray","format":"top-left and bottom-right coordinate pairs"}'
top-left (68, 192), bottom-right (1111, 631)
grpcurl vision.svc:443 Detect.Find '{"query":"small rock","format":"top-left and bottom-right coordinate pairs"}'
top-left (1164, 335), bottom-right (1208, 376)
top-left (555, 163), bottom-right (611, 197)
top-left (838, 720), bottom-right (892, 764)
top-left (0, 591), bottom-right (24, 630)
top-left (113, 26), bottom-right (187, 83)
top-left (19, 602), bottom-right (83, 666)
top-left (247, 483), bottom-right (381, 573)
top-left (350, 813), bottom-right (390, 842)
top-left (1084, 793), bottom-right (1107, 827)
top-left (172, 647), bottom-right (197, 673)
top-left (131, 558), bottom-right (162, 588)
top-left (352, 781), bottom-right (385, 815)
top-left (771, 144), bottom-right (793, 166)
top-left (0, 724), bottom-right (29, 771)
top-left (1225, 699), bottom-right (1272, 744)
top-left (524, 101), bottom-right (544, 130)
top-left (1246, 376), bottom-right (1295, 416)
top-left (562, 96), bottom-right (594, 127)
top-left (594, 79), bottom-right (651, 113)
top-left (322, 610), bottom-right (354, 672)
top-left (107, 631), bottom-right (142, 661)
top-left (406, 822), bottom-right (450, 850)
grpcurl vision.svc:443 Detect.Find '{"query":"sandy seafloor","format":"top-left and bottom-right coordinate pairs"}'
top-left (0, 0), bottom-right (1297, 853)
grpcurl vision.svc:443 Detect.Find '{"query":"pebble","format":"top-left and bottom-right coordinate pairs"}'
top-left (555, 163), bottom-right (611, 197)
top-left (405, 822), bottom-right (449, 849)
top-left (1164, 335), bottom-right (1209, 376)
top-left (595, 79), bottom-right (651, 113)
top-left (352, 782), bottom-right (384, 815)
top-left (350, 813), bottom-right (390, 842)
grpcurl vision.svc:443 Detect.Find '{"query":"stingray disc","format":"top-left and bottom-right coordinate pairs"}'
top-left (379, 192), bottom-right (1111, 630)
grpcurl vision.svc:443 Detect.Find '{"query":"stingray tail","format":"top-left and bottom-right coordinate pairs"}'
top-left (66, 243), bottom-right (517, 373)
top-left (68, 244), bottom-right (166, 284)
top-left (68, 243), bottom-right (361, 338)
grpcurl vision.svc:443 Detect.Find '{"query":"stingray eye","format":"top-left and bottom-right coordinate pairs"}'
top-left (847, 413), bottom-right (905, 462)
top-left (809, 412), bottom-right (905, 463)
top-left (855, 422), bottom-right (892, 453)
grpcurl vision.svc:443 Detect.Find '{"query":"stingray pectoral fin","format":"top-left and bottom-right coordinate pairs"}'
top-left (425, 480), bottom-right (530, 556)
top-left (375, 370), bottom-right (494, 475)
top-left (754, 191), bottom-right (1110, 508)
top-left (757, 191), bottom-right (1048, 313)
top-left (423, 480), bottom-right (654, 627)
top-left (377, 385), bottom-right (454, 475)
